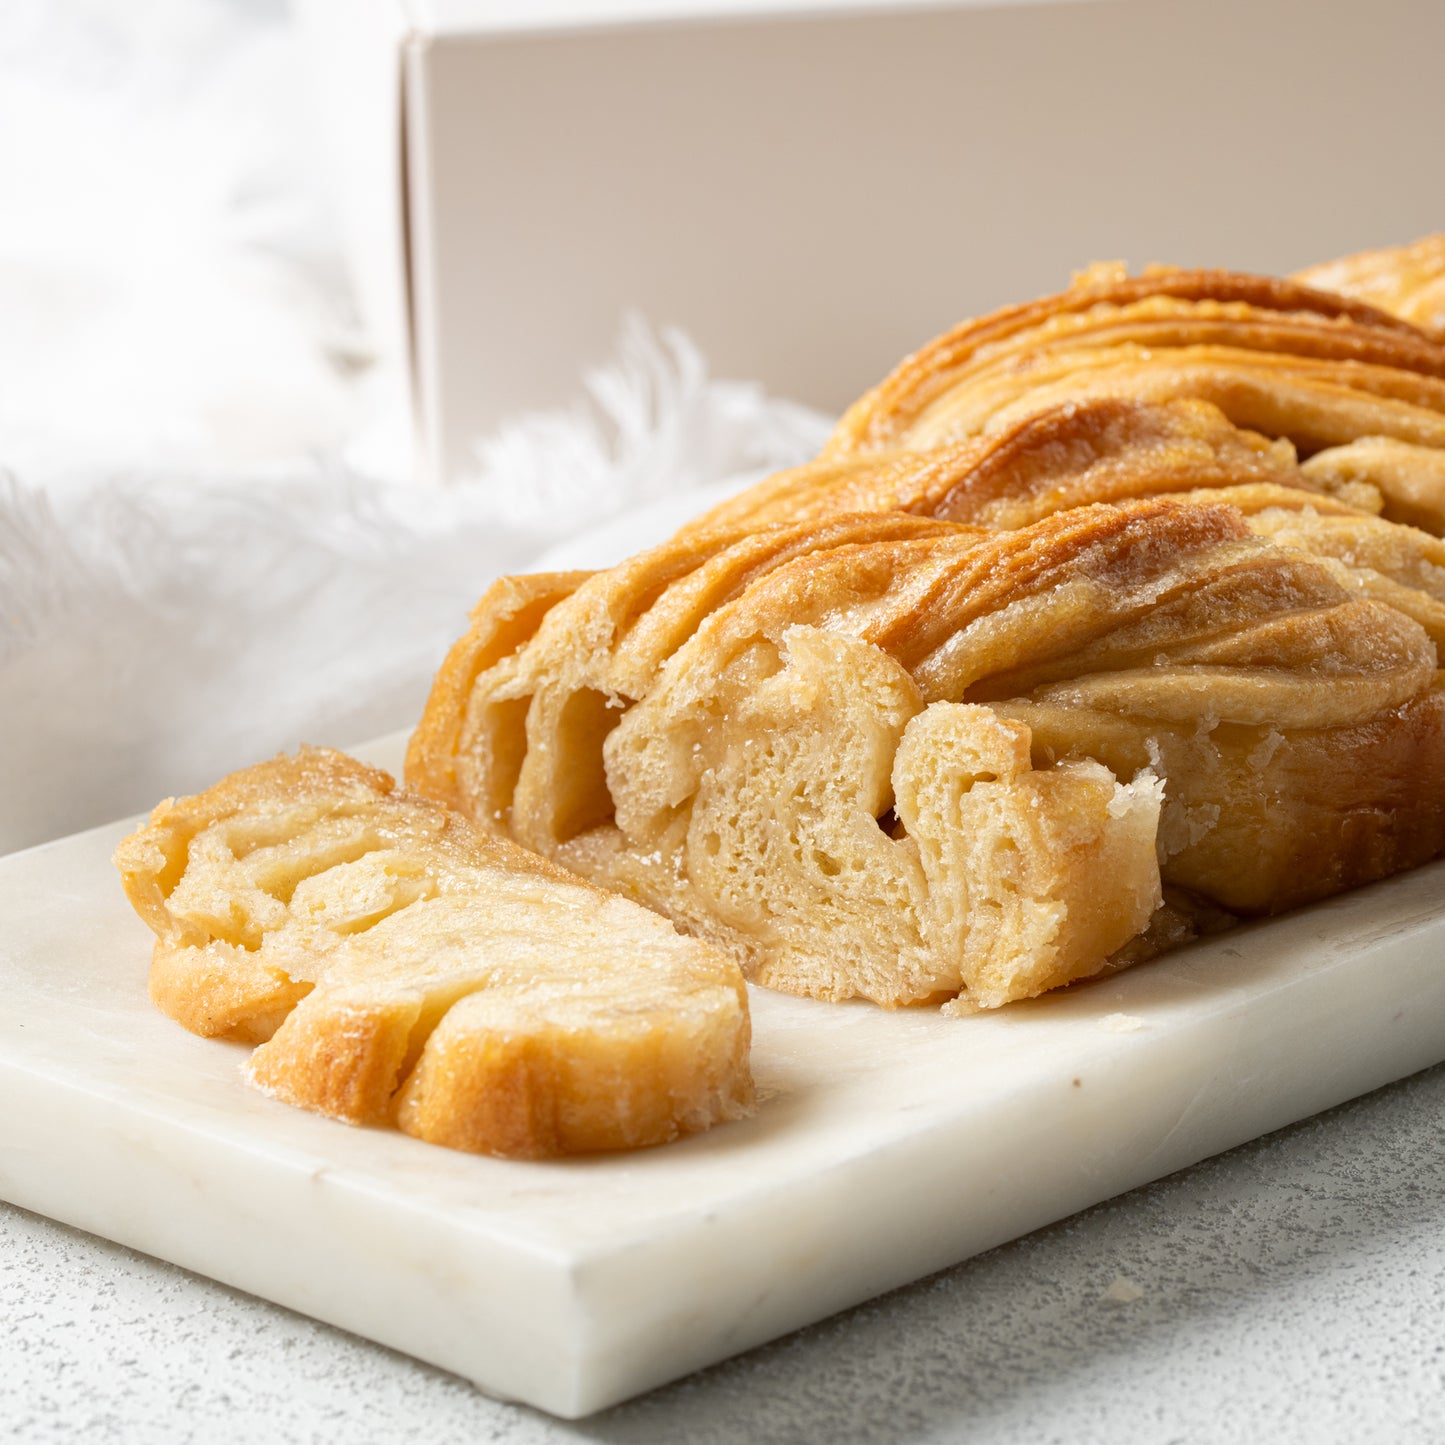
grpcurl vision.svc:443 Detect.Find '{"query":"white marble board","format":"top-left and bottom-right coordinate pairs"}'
top-left (2, 720), bottom-right (1443, 1417)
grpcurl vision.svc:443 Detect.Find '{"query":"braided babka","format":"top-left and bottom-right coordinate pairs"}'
top-left (408, 236), bottom-right (1445, 1013)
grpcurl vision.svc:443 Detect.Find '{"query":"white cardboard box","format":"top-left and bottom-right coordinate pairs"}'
top-left (299, 0), bottom-right (1445, 483)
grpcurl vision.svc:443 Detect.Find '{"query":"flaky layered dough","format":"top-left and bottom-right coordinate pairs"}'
top-left (114, 748), bottom-right (752, 1157)
top-left (410, 499), bottom-right (1445, 1010)
top-left (408, 511), bottom-right (962, 850)
top-left (827, 266), bottom-right (1445, 453)
top-left (584, 626), bottom-right (1165, 1011)
top-left (666, 399), bottom-right (1445, 656)
top-left (679, 398), bottom-right (1312, 536)
top-left (1295, 234), bottom-right (1445, 342)
top-left (822, 265), bottom-right (1445, 537)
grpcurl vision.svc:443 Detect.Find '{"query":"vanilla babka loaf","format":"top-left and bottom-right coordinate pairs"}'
top-left (115, 748), bottom-right (753, 1156)
top-left (408, 237), bottom-right (1445, 1014)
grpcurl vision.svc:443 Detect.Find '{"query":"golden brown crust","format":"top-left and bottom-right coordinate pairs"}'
top-left (1000, 683), bottom-right (1445, 914)
top-left (115, 747), bottom-right (753, 1158)
top-left (667, 398), bottom-right (1445, 648)
top-left (405, 570), bottom-right (591, 814)
top-left (679, 399), bottom-right (1308, 537)
top-left (1295, 235), bottom-right (1445, 342)
top-left (824, 266), bottom-right (1445, 471)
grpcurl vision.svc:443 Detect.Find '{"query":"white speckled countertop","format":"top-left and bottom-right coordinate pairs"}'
top-left (7, 1061), bottom-right (1444, 1444)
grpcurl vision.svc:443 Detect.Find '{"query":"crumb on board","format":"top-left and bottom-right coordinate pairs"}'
top-left (1100, 1012), bottom-right (1145, 1033)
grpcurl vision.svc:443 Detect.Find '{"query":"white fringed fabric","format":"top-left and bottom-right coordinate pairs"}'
top-left (0, 1), bottom-right (829, 852)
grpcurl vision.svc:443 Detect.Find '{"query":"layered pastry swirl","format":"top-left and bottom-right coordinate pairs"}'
top-left (116, 748), bottom-right (753, 1156)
